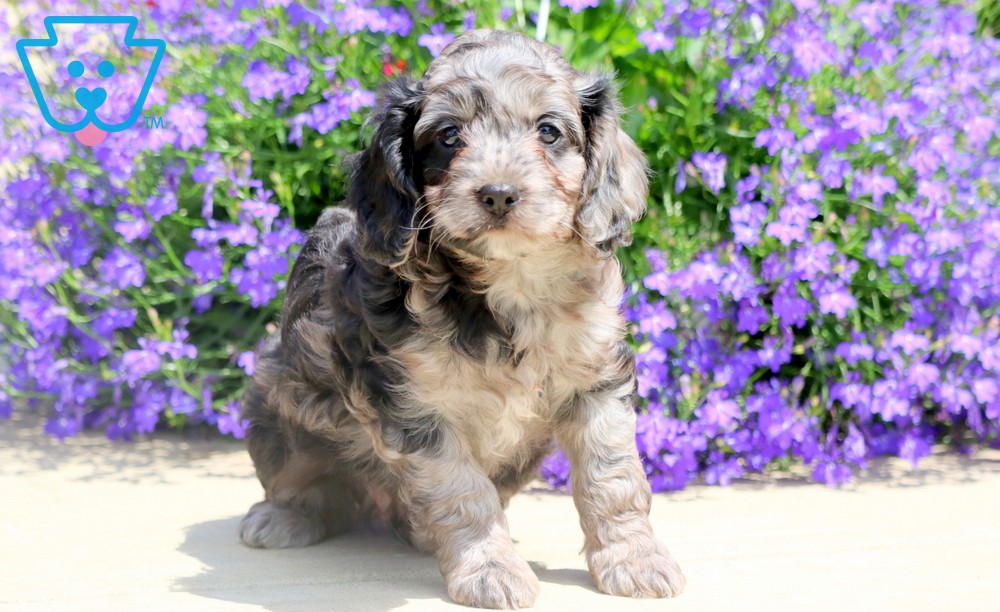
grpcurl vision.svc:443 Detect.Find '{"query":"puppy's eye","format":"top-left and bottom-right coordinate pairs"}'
top-left (439, 126), bottom-right (462, 148)
top-left (538, 124), bottom-right (560, 145)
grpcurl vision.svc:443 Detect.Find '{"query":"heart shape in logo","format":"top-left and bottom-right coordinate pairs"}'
top-left (74, 86), bottom-right (107, 111)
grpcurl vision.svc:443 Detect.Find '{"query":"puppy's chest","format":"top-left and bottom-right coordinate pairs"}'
top-left (404, 317), bottom-right (586, 412)
top-left (397, 311), bottom-right (601, 467)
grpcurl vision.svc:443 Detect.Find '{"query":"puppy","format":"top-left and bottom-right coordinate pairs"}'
top-left (239, 30), bottom-right (685, 609)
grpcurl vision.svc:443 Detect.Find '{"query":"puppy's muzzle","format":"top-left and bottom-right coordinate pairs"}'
top-left (477, 183), bottom-right (521, 217)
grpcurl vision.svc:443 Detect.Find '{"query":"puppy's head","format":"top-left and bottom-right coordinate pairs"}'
top-left (350, 30), bottom-right (647, 264)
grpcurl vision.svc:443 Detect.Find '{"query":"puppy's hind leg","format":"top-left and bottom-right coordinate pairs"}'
top-left (239, 385), bottom-right (359, 549)
top-left (239, 457), bottom-right (358, 549)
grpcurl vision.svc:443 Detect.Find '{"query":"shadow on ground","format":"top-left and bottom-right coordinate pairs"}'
top-left (0, 411), bottom-right (252, 484)
top-left (174, 516), bottom-right (603, 611)
top-left (174, 516), bottom-right (455, 612)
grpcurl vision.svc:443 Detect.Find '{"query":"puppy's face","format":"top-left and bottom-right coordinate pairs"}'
top-left (412, 35), bottom-right (590, 258)
top-left (353, 31), bottom-right (647, 266)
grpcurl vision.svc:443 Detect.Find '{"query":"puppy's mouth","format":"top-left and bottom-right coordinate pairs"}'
top-left (481, 213), bottom-right (513, 230)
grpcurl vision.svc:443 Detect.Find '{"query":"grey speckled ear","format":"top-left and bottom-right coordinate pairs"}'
top-left (575, 72), bottom-right (649, 254)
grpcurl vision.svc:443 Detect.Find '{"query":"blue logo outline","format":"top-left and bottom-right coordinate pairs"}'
top-left (16, 15), bottom-right (166, 134)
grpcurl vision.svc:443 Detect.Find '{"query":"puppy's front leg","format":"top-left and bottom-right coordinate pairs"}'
top-left (402, 433), bottom-right (539, 609)
top-left (557, 389), bottom-right (686, 599)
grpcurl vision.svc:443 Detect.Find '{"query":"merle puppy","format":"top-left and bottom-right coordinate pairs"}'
top-left (239, 29), bottom-right (685, 609)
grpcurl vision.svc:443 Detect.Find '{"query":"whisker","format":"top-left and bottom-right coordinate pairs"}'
top-left (554, 218), bottom-right (600, 251)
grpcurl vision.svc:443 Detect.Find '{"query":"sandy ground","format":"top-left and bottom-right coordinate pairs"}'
top-left (2, 413), bottom-right (999, 611)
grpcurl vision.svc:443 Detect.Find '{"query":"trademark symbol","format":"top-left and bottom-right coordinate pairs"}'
top-left (144, 115), bottom-right (165, 129)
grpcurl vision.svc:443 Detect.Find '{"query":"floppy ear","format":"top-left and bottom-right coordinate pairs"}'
top-left (575, 72), bottom-right (648, 254)
top-left (348, 77), bottom-right (424, 266)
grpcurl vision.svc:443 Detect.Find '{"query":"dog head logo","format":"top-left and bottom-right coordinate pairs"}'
top-left (16, 15), bottom-right (165, 147)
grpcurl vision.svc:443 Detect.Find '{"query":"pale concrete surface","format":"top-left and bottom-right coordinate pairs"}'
top-left (2, 412), bottom-right (999, 612)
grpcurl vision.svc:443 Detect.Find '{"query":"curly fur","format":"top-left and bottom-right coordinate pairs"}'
top-left (239, 30), bottom-right (685, 609)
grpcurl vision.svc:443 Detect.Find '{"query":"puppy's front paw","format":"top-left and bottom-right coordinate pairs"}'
top-left (445, 548), bottom-right (540, 609)
top-left (588, 538), bottom-right (685, 599)
top-left (239, 500), bottom-right (326, 549)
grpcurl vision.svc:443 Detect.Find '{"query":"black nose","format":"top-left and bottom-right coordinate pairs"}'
top-left (477, 183), bottom-right (520, 216)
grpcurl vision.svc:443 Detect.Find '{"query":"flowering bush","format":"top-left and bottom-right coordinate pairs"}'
top-left (1, 1), bottom-right (997, 487)
top-left (548, 0), bottom-right (1000, 489)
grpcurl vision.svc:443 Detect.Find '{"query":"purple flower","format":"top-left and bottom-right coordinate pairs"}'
top-left (765, 220), bottom-right (808, 246)
top-left (835, 342), bottom-right (874, 365)
top-left (736, 301), bottom-right (770, 334)
top-left (169, 387), bottom-right (198, 415)
top-left (192, 293), bottom-right (213, 314)
top-left (373, 6), bottom-right (414, 36)
top-left (140, 333), bottom-right (197, 361)
top-left (237, 351), bottom-right (256, 376)
top-left (331, 0), bottom-right (370, 34)
top-left (289, 82), bottom-right (376, 143)
top-left (418, 23), bottom-right (456, 57)
top-left (696, 392), bottom-right (741, 429)
top-left (674, 159), bottom-right (687, 193)
top-left (0, 389), bottom-right (12, 420)
top-left (851, 1), bottom-right (890, 36)
top-left (907, 362), bottom-right (940, 394)
top-left (938, 377), bottom-right (975, 415)
top-left (635, 297), bottom-right (677, 337)
top-left (692, 152), bottom-right (727, 193)
top-left (559, 0), bottom-right (599, 13)
top-left (286, 2), bottom-right (327, 31)
top-left (215, 222), bottom-right (258, 247)
top-left (230, 266), bottom-right (279, 307)
top-left (818, 285), bottom-right (857, 319)
top-left (193, 152), bottom-right (225, 184)
top-left (217, 401), bottom-right (250, 438)
top-left (639, 27), bottom-right (675, 53)
top-left (93, 308), bottom-right (138, 335)
top-left (835, 102), bottom-right (887, 139)
top-left (678, 8), bottom-right (712, 37)
top-left (843, 424), bottom-right (868, 466)
top-left (243, 57), bottom-right (311, 103)
top-left (242, 60), bottom-right (286, 102)
top-left (166, 98), bottom-right (208, 151)
top-left (963, 115), bottom-right (996, 148)
top-left (773, 285), bottom-right (810, 328)
top-left (817, 155), bottom-right (851, 188)
top-left (852, 166), bottom-right (897, 209)
top-left (540, 449), bottom-right (571, 488)
top-left (113, 206), bottom-right (151, 243)
top-left (704, 453), bottom-right (744, 486)
top-left (792, 241), bottom-right (835, 281)
top-left (889, 330), bottom-right (930, 356)
top-left (972, 378), bottom-right (998, 405)
top-left (18, 291), bottom-right (68, 340)
top-left (731, 202), bottom-right (767, 246)
top-left (146, 193), bottom-right (177, 221)
top-left (45, 413), bottom-right (81, 440)
top-left (240, 192), bottom-right (281, 222)
top-left (811, 459), bottom-right (853, 487)
top-left (898, 429), bottom-right (932, 467)
top-left (755, 126), bottom-right (796, 155)
top-left (789, 22), bottom-right (837, 75)
top-left (184, 247), bottom-right (224, 283)
top-left (99, 247), bottom-right (146, 289)
top-left (757, 333), bottom-right (792, 373)
top-left (872, 380), bottom-right (909, 420)
top-left (121, 349), bottom-right (161, 384)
